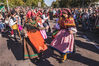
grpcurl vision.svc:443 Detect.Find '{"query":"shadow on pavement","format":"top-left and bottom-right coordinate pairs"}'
top-left (68, 53), bottom-right (99, 66)
top-left (84, 31), bottom-right (99, 44)
top-left (30, 46), bottom-right (54, 66)
top-left (30, 58), bottom-right (54, 66)
top-left (75, 40), bottom-right (99, 54)
top-left (77, 30), bottom-right (99, 45)
top-left (7, 37), bottom-right (24, 60)
top-left (30, 45), bottom-right (62, 65)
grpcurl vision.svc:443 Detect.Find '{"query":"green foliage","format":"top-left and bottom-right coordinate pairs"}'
top-left (52, 0), bottom-right (59, 8)
top-left (52, 0), bottom-right (99, 8)
top-left (0, 0), bottom-right (45, 7)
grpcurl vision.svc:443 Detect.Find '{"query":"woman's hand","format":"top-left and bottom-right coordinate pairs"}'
top-left (25, 33), bottom-right (28, 37)
top-left (69, 30), bottom-right (73, 34)
top-left (46, 26), bottom-right (49, 29)
top-left (23, 29), bottom-right (28, 37)
top-left (38, 27), bottom-right (46, 30)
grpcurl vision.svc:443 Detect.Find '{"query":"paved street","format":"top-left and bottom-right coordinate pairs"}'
top-left (0, 19), bottom-right (99, 66)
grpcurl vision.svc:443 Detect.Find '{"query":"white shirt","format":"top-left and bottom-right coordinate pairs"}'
top-left (9, 18), bottom-right (16, 27)
top-left (42, 14), bottom-right (48, 20)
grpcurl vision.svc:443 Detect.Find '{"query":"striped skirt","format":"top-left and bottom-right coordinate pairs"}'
top-left (51, 29), bottom-right (74, 54)
top-left (40, 30), bottom-right (47, 39)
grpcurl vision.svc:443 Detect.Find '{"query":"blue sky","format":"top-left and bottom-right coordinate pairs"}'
top-left (44, 0), bottom-right (56, 6)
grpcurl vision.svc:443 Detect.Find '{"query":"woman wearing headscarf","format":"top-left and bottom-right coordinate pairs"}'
top-left (36, 11), bottom-right (47, 39)
top-left (23, 10), bottom-right (47, 60)
top-left (51, 8), bottom-right (77, 62)
top-left (9, 11), bottom-right (19, 41)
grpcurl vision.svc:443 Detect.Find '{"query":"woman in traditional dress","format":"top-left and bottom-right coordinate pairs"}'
top-left (24, 10), bottom-right (47, 60)
top-left (36, 12), bottom-right (47, 40)
top-left (51, 9), bottom-right (77, 62)
top-left (9, 11), bottom-right (19, 41)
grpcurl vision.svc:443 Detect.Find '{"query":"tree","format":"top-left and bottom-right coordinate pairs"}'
top-left (52, 0), bottom-right (59, 8)
top-left (25, 0), bottom-right (45, 7)
top-left (0, 0), bottom-right (52, 7)
top-left (52, 0), bottom-right (99, 8)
